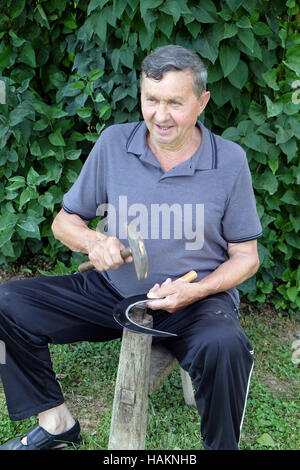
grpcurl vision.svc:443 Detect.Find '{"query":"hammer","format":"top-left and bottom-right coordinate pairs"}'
top-left (78, 221), bottom-right (148, 280)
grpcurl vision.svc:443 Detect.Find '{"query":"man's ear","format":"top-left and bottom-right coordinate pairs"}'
top-left (198, 91), bottom-right (210, 115)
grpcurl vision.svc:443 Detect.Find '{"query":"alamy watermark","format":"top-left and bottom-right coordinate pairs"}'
top-left (0, 340), bottom-right (5, 364)
top-left (96, 196), bottom-right (205, 250)
top-left (0, 80), bottom-right (5, 104)
top-left (292, 80), bottom-right (300, 105)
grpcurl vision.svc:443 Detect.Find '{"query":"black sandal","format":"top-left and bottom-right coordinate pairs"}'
top-left (0, 419), bottom-right (82, 450)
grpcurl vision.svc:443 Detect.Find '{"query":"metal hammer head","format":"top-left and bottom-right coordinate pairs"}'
top-left (124, 222), bottom-right (148, 280)
top-left (78, 220), bottom-right (148, 280)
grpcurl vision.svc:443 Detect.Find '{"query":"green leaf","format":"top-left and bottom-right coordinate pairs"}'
top-left (8, 0), bottom-right (25, 19)
top-left (256, 170), bottom-right (278, 195)
top-left (262, 68), bottom-right (280, 91)
top-left (221, 127), bottom-right (241, 142)
top-left (238, 29), bottom-right (255, 52)
top-left (27, 168), bottom-right (46, 186)
top-left (140, 0), bottom-right (163, 18)
top-left (249, 102), bottom-right (265, 125)
top-left (227, 60), bottom-right (248, 89)
top-left (194, 29), bottom-right (219, 63)
top-left (9, 104), bottom-right (34, 127)
top-left (6, 178), bottom-right (25, 191)
top-left (111, 49), bottom-right (120, 72)
top-left (225, 0), bottom-right (244, 11)
top-left (236, 16), bottom-right (252, 28)
top-left (275, 126), bottom-right (293, 144)
top-left (48, 129), bottom-right (66, 146)
top-left (120, 46), bottom-right (134, 69)
top-left (279, 138), bottom-right (297, 162)
top-left (160, 0), bottom-right (182, 24)
top-left (192, 5), bottom-right (218, 23)
top-left (0, 229), bottom-right (14, 248)
top-left (113, 0), bottom-right (127, 18)
top-left (87, 0), bottom-right (110, 15)
top-left (95, 92), bottom-right (105, 103)
top-left (286, 286), bottom-right (299, 303)
top-left (19, 187), bottom-right (37, 209)
top-left (281, 189), bottom-right (298, 206)
top-left (93, 12), bottom-right (107, 42)
top-left (38, 192), bottom-right (54, 210)
top-left (88, 69), bottom-right (104, 82)
top-left (63, 13), bottom-right (77, 30)
top-left (223, 23), bottom-right (238, 39)
top-left (264, 95), bottom-right (283, 118)
top-left (284, 45), bottom-right (300, 75)
top-left (76, 107), bottom-right (92, 118)
top-left (219, 45), bottom-right (240, 77)
top-left (19, 44), bottom-right (36, 68)
top-left (256, 433), bottom-right (276, 448)
top-left (65, 149), bottom-right (82, 160)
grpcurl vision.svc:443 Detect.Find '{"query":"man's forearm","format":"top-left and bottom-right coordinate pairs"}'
top-left (51, 209), bottom-right (106, 254)
top-left (195, 252), bottom-right (259, 299)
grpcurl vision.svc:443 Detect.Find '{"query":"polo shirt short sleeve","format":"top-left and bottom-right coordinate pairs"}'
top-left (62, 137), bottom-right (106, 220)
top-left (222, 157), bottom-right (262, 243)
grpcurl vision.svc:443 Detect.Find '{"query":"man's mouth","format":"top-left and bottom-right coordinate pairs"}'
top-left (155, 124), bottom-right (174, 132)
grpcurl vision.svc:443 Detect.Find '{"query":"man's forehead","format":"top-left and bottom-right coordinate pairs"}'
top-left (141, 69), bottom-right (195, 96)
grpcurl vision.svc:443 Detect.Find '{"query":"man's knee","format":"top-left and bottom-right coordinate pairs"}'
top-left (0, 281), bottom-right (22, 316)
top-left (189, 326), bottom-right (252, 377)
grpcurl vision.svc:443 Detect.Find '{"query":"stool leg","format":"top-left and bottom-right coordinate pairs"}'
top-left (108, 309), bottom-right (152, 450)
top-left (180, 367), bottom-right (196, 407)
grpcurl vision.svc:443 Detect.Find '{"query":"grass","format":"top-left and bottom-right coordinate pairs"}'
top-left (0, 304), bottom-right (299, 451)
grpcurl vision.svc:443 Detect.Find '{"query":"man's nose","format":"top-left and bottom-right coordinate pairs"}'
top-left (155, 102), bottom-right (170, 122)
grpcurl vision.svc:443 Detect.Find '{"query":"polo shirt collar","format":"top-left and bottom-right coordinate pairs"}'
top-left (126, 120), bottom-right (217, 173)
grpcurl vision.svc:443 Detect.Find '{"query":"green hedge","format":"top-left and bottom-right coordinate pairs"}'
top-left (0, 0), bottom-right (299, 313)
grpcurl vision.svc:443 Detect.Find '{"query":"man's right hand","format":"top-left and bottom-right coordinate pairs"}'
top-left (87, 234), bottom-right (133, 272)
top-left (51, 209), bottom-right (132, 272)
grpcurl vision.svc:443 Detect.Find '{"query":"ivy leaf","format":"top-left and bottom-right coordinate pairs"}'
top-left (8, 0), bottom-right (25, 19)
top-left (281, 189), bottom-right (298, 206)
top-left (48, 129), bottom-right (66, 146)
top-left (19, 44), bottom-right (36, 68)
top-left (284, 45), bottom-right (300, 75)
top-left (225, 0), bottom-right (244, 11)
top-left (160, 0), bottom-right (182, 24)
top-left (249, 102), bottom-right (265, 125)
top-left (219, 45), bottom-right (240, 77)
top-left (262, 68), bottom-right (280, 91)
top-left (111, 48), bottom-right (120, 72)
top-left (264, 95), bottom-right (283, 118)
top-left (228, 60), bottom-right (248, 89)
top-left (286, 286), bottom-right (299, 303)
top-left (76, 107), bottom-right (92, 118)
top-left (140, 0), bottom-right (163, 18)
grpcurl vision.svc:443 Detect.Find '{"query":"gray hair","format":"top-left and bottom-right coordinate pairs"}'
top-left (141, 45), bottom-right (207, 97)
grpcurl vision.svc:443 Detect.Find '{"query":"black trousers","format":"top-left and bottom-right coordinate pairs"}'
top-left (0, 270), bottom-right (254, 450)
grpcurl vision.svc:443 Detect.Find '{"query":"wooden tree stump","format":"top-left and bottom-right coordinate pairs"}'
top-left (108, 305), bottom-right (153, 450)
top-left (108, 306), bottom-right (196, 450)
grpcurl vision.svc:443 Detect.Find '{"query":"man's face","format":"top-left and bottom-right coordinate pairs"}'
top-left (141, 69), bottom-right (210, 152)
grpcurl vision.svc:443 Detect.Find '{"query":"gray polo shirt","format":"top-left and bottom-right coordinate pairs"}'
top-left (63, 121), bottom-right (262, 304)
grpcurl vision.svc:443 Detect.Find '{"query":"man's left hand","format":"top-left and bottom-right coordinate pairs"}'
top-left (146, 277), bottom-right (200, 313)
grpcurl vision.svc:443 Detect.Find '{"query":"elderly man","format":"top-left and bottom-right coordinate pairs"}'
top-left (0, 45), bottom-right (262, 450)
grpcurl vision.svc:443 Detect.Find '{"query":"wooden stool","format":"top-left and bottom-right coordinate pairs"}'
top-left (108, 305), bottom-right (196, 450)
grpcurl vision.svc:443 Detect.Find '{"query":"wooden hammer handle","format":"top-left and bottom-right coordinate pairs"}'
top-left (78, 248), bottom-right (132, 273)
top-left (180, 270), bottom-right (197, 282)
